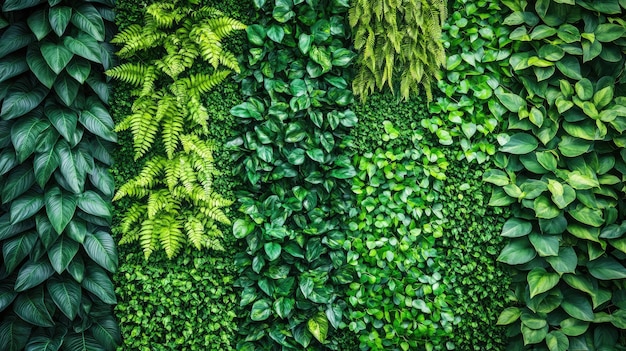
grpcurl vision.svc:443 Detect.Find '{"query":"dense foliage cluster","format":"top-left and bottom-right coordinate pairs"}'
top-left (487, 0), bottom-right (626, 349)
top-left (0, 0), bottom-right (120, 349)
top-left (349, 0), bottom-right (446, 100)
top-left (229, 0), bottom-right (358, 348)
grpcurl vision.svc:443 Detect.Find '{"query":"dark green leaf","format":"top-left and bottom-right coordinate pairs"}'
top-left (3, 231), bottom-right (37, 274)
top-left (1, 165), bottom-right (35, 204)
top-left (27, 46), bottom-right (57, 89)
top-left (40, 42), bottom-right (73, 75)
top-left (498, 238), bottom-right (536, 265)
top-left (53, 73), bottom-right (80, 107)
top-left (65, 58), bottom-right (91, 84)
top-left (49, 6), bottom-right (72, 36)
top-left (11, 115), bottom-right (50, 163)
top-left (15, 259), bottom-right (54, 292)
top-left (47, 275), bottom-right (80, 320)
top-left (34, 147), bottom-right (59, 188)
top-left (250, 299), bottom-right (271, 321)
top-left (561, 292), bottom-right (594, 321)
top-left (45, 186), bottom-right (76, 234)
top-left (82, 263), bottom-right (116, 304)
top-left (71, 4), bottom-right (105, 41)
top-left (1, 81), bottom-right (48, 120)
top-left (83, 231), bottom-right (117, 272)
top-left (48, 235), bottom-right (79, 274)
top-left (45, 105), bottom-right (77, 142)
top-left (10, 193), bottom-right (44, 224)
top-left (501, 133), bottom-right (538, 154)
top-left (0, 54), bottom-right (29, 84)
top-left (0, 23), bottom-right (34, 59)
top-left (587, 257), bottom-right (626, 280)
top-left (79, 103), bottom-right (116, 142)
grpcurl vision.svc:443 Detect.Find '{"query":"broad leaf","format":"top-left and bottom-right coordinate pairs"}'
top-left (497, 307), bottom-right (521, 325)
top-left (91, 318), bottom-right (121, 350)
top-left (27, 46), bottom-right (57, 89)
top-left (83, 231), bottom-right (118, 273)
top-left (500, 133), bottom-right (538, 154)
top-left (82, 263), bottom-right (116, 304)
top-left (587, 257), bottom-right (626, 280)
top-left (0, 54), bottom-right (29, 84)
top-left (65, 58), bottom-right (91, 84)
top-left (250, 299), bottom-right (271, 321)
top-left (561, 292), bottom-right (594, 321)
top-left (34, 147), bottom-right (60, 188)
top-left (45, 104), bottom-right (78, 142)
top-left (0, 317), bottom-right (31, 351)
top-left (10, 193), bottom-right (44, 224)
top-left (63, 34), bottom-right (101, 64)
top-left (79, 103), bottom-right (116, 142)
top-left (49, 6), bottom-right (72, 37)
top-left (47, 275), bottom-right (80, 320)
top-left (1, 79), bottom-right (48, 120)
top-left (307, 312), bottom-right (329, 343)
top-left (77, 190), bottom-right (111, 221)
top-left (25, 335), bottom-right (62, 351)
top-left (40, 42), bottom-right (73, 74)
top-left (3, 0), bottom-right (43, 11)
top-left (48, 235), bottom-right (79, 274)
top-left (2, 231), bottom-right (37, 274)
top-left (53, 73), bottom-right (80, 107)
top-left (546, 247), bottom-right (578, 274)
top-left (498, 238), bottom-right (536, 265)
top-left (45, 186), bottom-right (77, 234)
top-left (71, 4), bottom-right (105, 41)
top-left (55, 140), bottom-right (83, 193)
top-left (1, 165), bottom-right (35, 204)
top-left (528, 267), bottom-right (560, 298)
top-left (11, 115), bottom-right (50, 163)
top-left (501, 218), bottom-right (532, 237)
top-left (15, 259), bottom-right (54, 292)
top-left (0, 23), bottom-right (35, 59)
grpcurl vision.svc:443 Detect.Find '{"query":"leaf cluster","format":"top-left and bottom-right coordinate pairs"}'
top-left (0, 0), bottom-right (120, 349)
top-left (229, 0), bottom-right (358, 348)
top-left (345, 123), bottom-right (456, 350)
top-left (108, 0), bottom-right (245, 259)
top-left (487, 0), bottom-right (626, 349)
top-left (349, 0), bottom-right (447, 100)
top-left (429, 0), bottom-right (512, 164)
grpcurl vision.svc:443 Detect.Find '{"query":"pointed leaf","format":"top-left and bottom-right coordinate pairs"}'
top-left (55, 140), bottom-right (82, 193)
top-left (587, 257), bottom-right (626, 280)
top-left (27, 9), bottom-right (52, 41)
top-left (0, 317), bottom-right (31, 351)
top-left (40, 42), bottom-right (74, 75)
top-left (0, 54), bottom-right (29, 84)
top-left (79, 104), bottom-right (116, 142)
top-left (546, 247), bottom-right (578, 274)
top-left (11, 115), bottom-right (50, 163)
top-left (71, 4), bottom-right (105, 41)
top-left (561, 292), bottom-right (594, 321)
top-left (15, 259), bottom-right (54, 292)
top-left (25, 335), bottom-right (62, 351)
top-left (34, 147), bottom-right (60, 188)
top-left (501, 133), bottom-right (538, 154)
top-left (65, 58), bottom-right (91, 84)
top-left (82, 263), bottom-right (116, 304)
top-left (250, 299), bottom-right (271, 321)
top-left (49, 6), bottom-right (72, 37)
top-left (1, 82), bottom-right (48, 120)
top-left (1, 165), bottom-right (35, 204)
top-left (501, 218), bottom-right (533, 237)
top-left (88, 166), bottom-right (114, 198)
top-left (47, 275), bottom-right (80, 320)
top-left (91, 318), bottom-right (121, 350)
top-left (0, 23), bottom-right (35, 59)
top-left (45, 105), bottom-right (77, 142)
top-left (77, 190), bottom-right (111, 221)
top-left (307, 312), bottom-right (329, 343)
top-left (3, 231), bottom-right (37, 274)
top-left (84, 231), bottom-right (117, 273)
top-left (27, 46), bottom-right (57, 89)
top-left (529, 233), bottom-right (560, 257)
top-left (14, 287), bottom-right (54, 327)
top-left (53, 73), bottom-right (79, 107)
top-left (528, 267), bottom-right (560, 298)
top-left (498, 238), bottom-right (537, 265)
top-left (63, 34), bottom-right (101, 64)
top-left (10, 193), bottom-right (44, 224)
top-left (48, 235), bottom-right (79, 274)
top-left (45, 186), bottom-right (76, 234)
top-left (3, 0), bottom-right (44, 11)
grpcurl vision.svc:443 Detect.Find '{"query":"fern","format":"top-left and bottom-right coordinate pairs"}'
top-left (349, 0), bottom-right (446, 100)
top-left (110, 0), bottom-right (244, 259)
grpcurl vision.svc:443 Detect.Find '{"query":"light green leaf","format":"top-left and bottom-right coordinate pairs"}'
top-left (529, 233), bottom-right (559, 257)
top-left (501, 218), bottom-right (532, 238)
top-left (496, 89), bottom-right (526, 112)
top-left (483, 169), bottom-right (510, 186)
top-left (595, 23), bottom-right (626, 42)
top-left (560, 318), bottom-right (589, 336)
top-left (497, 307), bottom-right (521, 325)
top-left (546, 246), bottom-right (577, 274)
top-left (501, 133), bottom-right (538, 154)
top-left (546, 331), bottom-right (569, 351)
top-left (527, 267), bottom-right (560, 298)
top-left (575, 79), bottom-right (593, 101)
top-left (570, 205), bottom-right (604, 227)
top-left (308, 311), bottom-right (329, 343)
top-left (533, 195), bottom-right (561, 219)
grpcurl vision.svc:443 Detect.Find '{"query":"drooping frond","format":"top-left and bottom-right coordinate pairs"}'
top-left (184, 215), bottom-right (205, 249)
top-left (158, 215), bottom-right (185, 259)
top-left (105, 63), bottom-right (152, 87)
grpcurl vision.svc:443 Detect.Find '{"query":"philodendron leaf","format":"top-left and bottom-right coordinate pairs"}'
top-left (501, 218), bottom-right (532, 237)
top-left (45, 186), bottom-right (76, 234)
top-left (82, 263), bottom-right (116, 304)
top-left (40, 42), bottom-right (73, 75)
top-left (1, 81), bottom-right (48, 120)
top-left (91, 317), bottom-right (121, 350)
top-left (79, 103), bottom-right (116, 142)
top-left (546, 330), bottom-right (569, 351)
top-left (27, 45), bottom-right (57, 89)
top-left (497, 307), bottom-right (521, 325)
top-left (34, 147), bottom-right (60, 188)
top-left (49, 6), bottom-right (72, 37)
top-left (15, 258), bottom-right (54, 292)
top-left (527, 267), bottom-right (560, 298)
top-left (11, 115), bottom-right (50, 163)
top-left (71, 4), bottom-right (105, 41)
top-left (83, 231), bottom-right (118, 273)
top-left (307, 311), bottom-right (329, 343)
top-left (562, 291), bottom-right (594, 322)
top-left (533, 195), bottom-right (561, 219)
top-left (529, 233), bottom-right (559, 257)
top-left (587, 257), bottom-right (626, 280)
top-left (500, 133), bottom-right (538, 154)
top-left (250, 299), bottom-right (271, 321)
top-left (498, 237), bottom-right (537, 265)
top-left (0, 317), bottom-right (31, 351)
top-left (47, 275), bottom-right (80, 320)
top-left (48, 235), bottom-right (79, 274)
top-left (45, 104), bottom-right (77, 142)
top-left (10, 193), bottom-right (44, 224)
top-left (77, 190), bottom-right (111, 221)
top-left (264, 242), bottom-right (281, 261)
top-left (13, 286), bottom-right (54, 327)
top-left (1, 165), bottom-right (36, 205)
top-left (2, 231), bottom-right (37, 274)
top-left (546, 246), bottom-right (577, 274)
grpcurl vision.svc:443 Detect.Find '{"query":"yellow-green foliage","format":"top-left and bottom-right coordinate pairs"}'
top-left (349, 0), bottom-right (446, 100)
top-left (108, 0), bottom-right (245, 259)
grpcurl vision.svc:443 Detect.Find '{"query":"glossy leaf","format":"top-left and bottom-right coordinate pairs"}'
top-left (83, 231), bottom-right (118, 273)
top-left (45, 186), bottom-right (76, 234)
top-left (47, 275), bottom-right (80, 320)
top-left (47, 235), bottom-right (79, 274)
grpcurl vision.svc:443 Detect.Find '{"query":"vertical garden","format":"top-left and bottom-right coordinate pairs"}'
top-left (1, 0), bottom-right (626, 350)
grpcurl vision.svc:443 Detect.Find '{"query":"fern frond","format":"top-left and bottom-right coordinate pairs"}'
top-left (158, 215), bottom-right (185, 259)
top-left (190, 6), bottom-right (224, 20)
top-left (146, 2), bottom-right (184, 28)
top-left (105, 63), bottom-right (152, 87)
top-left (119, 203), bottom-right (146, 233)
top-left (186, 97), bottom-right (209, 131)
top-left (185, 215), bottom-right (205, 249)
top-left (204, 17), bottom-right (247, 38)
top-left (200, 206), bottom-right (231, 225)
top-left (139, 219), bottom-right (157, 259)
top-left (161, 109), bottom-right (185, 159)
top-left (147, 189), bottom-right (172, 218)
top-left (119, 227), bottom-right (139, 245)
